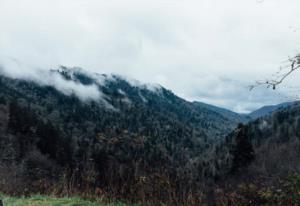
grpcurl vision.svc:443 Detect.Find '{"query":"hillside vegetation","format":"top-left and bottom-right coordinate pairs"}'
top-left (1, 195), bottom-right (132, 206)
top-left (0, 68), bottom-right (299, 205)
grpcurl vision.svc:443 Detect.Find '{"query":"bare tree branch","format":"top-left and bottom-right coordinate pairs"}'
top-left (250, 54), bottom-right (300, 90)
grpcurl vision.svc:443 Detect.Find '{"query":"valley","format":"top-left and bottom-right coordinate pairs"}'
top-left (0, 67), bottom-right (299, 205)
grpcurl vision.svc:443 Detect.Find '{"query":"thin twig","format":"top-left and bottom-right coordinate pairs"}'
top-left (250, 55), bottom-right (300, 90)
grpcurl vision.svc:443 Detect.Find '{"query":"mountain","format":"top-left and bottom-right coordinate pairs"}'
top-left (224, 100), bottom-right (300, 176)
top-left (211, 102), bottom-right (300, 205)
top-left (193, 101), bottom-right (251, 124)
top-left (0, 66), bottom-right (299, 205)
top-left (249, 101), bottom-right (299, 119)
top-left (240, 101), bottom-right (300, 157)
top-left (0, 66), bottom-right (240, 140)
top-left (194, 101), bottom-right (300, 123)
top-left (0, 66), bottom-right (241, 205)
top-left (194, 100), bottom-right (300, 123)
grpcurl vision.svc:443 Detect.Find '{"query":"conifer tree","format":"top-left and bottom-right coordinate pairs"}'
top-left (231, 123), bottom-right (255, 173)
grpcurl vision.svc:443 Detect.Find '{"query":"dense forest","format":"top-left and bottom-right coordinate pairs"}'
top-left (0, 68), bottom-right (299, 205)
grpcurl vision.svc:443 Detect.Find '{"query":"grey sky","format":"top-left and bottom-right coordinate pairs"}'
top-left (1, 0), bottom-right (300, 113)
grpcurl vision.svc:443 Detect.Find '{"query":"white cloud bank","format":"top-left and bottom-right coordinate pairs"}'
top-left (0, 58), bottom-right (103, 101)
top-left (1, 0), bottom-right (300, 112)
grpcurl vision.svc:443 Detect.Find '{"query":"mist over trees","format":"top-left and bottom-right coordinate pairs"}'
top-left (0, 68), bottom-right (299, 205)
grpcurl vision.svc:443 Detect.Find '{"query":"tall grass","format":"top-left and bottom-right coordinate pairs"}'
top-left (0, 195), bottom-right (134, 206)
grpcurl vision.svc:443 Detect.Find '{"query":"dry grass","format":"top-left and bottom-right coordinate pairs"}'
top-left (0, 194), bottom-right (135, 206)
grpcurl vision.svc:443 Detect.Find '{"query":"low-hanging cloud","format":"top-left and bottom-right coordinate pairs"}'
top-left (0, 58), bottom-right (104, 102)
top-left (1, 0), bottom-right (300, 112)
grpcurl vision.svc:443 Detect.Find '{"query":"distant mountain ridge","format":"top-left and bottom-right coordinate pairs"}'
top-left (193, 101), bottom-right (251, 124)
top-left (194, 101), bottom-right (300, 124)
top-left (249, 101), bottom-right (299, 119)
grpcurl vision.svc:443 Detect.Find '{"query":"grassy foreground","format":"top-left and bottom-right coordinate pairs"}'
top-left (0, 195), bottom-right (132, 206)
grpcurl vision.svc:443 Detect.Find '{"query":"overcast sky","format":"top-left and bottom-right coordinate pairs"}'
top-left (1, 0), bottom-right (300, 113)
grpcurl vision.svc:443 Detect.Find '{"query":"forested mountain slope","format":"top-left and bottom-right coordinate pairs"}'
top-left (216, 102), bottom-right (300, 205)
top-left (0, 67), bottom-right (299, 205)
top-left (0, 67), bottom-right (241, 205)
top-left (0, 66), bottom-right (239, 140)
top-left (193, 101), bottom-right (250, 124)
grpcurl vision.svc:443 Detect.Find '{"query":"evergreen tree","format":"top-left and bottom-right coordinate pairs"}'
top-left (7, 101), bottom-right (21, 132)
top-left (231, 123), bottom-right (255, 173)
top-left (0, 96), bottom-right (6, 105)
top-left (36, 121), bottom-right (60, 160)
top-left (8, 101), bottom-right (37, 135)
